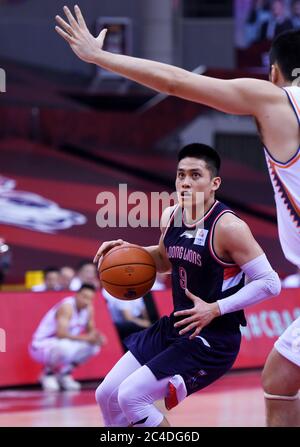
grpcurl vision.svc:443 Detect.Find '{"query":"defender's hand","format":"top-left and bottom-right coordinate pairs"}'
top-left (55, 5), bottom-right (107, 64)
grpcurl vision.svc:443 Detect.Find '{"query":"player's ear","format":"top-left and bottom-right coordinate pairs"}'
top-left (212, 176), bottom-right (221, 191)
top-left (270, 64), bottom-right (279, 84)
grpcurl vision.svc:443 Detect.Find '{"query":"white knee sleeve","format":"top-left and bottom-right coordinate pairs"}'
top-left (95, 351), bottom-right (142, 427)
top-left (118, 365), bottom-right (171, 427)
top-left (96, 386), bottom-right (128, 427)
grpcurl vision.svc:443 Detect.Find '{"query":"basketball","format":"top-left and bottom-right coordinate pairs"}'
top-left (99, 244), bottom-right (157, 300)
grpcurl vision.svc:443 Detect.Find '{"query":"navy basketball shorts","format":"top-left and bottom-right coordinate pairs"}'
top-left (124, 314), bottom-right (241, 398)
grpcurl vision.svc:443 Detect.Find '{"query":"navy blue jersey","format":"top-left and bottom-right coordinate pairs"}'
top-left (124, 200), bottom-right (246, 399)
top-left (163, 200), bottom-right (246, 333)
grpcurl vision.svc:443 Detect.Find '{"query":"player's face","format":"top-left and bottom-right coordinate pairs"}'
top-left (176, 157), bottom-right (220, 207)
top-left (76, 288), bottom-right (95, 309)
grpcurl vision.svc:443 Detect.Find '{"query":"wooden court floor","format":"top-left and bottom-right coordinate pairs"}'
top-left (0, 370), bottom-right (265, 427)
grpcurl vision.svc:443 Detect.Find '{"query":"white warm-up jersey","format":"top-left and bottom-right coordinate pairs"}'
top-left (264, 86), bottom-right (300, 267)
top-left (32, 296), bottom-right (90, 342)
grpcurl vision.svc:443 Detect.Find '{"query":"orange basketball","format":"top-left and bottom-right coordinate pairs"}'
top-left (99, 244), bottom-right (156, 300)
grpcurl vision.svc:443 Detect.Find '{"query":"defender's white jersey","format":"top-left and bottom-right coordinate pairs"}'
top-left (264, 86), bottom-right (300, 267)
top-left (32, 296), bottom-right (90, 342)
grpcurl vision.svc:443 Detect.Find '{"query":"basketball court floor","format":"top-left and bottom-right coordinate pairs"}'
top-left (0, 370), bottom-right (265, 427)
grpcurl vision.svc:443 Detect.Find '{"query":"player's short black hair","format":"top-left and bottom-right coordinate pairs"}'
top-left (270, 29), bottom-right (300, 81)
top-left (78, 283), bottom-right (96, 292)
top-left (177, 143), bottom-right (221, 177)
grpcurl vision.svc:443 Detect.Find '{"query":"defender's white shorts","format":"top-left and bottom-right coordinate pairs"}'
top-left (274, 316), bottom-right (300, 367)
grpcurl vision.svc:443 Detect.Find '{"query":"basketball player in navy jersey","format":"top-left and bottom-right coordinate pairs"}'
top-left (92, 143), bottom-right (280, 427)
top-left (56, 8), bottom-right (300, 425)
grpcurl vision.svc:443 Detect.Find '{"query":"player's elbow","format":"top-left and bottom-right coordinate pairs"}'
top-left (265, 271), bottom-right (281, 297)
top-left (164, 70), bottom-right (186, 96)
top-left (156, 252), bottom-right (171, 274)
top-left (165, 78), bottom-right (177, 96)
top-left (158, 264), bottom-right (171, 274)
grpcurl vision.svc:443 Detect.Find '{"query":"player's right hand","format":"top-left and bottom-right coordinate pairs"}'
top-left (86, 330), bottom-right (107, 345)
top-left (93, 239), bottom-right (128, 268)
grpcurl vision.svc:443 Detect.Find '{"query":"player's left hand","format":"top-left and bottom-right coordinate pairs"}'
top-left (87, 330), bottom-right (107, 346)
top-left (173, 289), bottom-right (221, 339)
top-left (55, 5), bottom-right (107, 64)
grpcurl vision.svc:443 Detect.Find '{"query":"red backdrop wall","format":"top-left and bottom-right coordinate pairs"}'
top-left (0, 289), bottom-right (299, 387)
top-left (0, 291), bottom-right (123, 387)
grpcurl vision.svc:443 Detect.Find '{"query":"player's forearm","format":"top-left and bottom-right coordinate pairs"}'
top-left (92, 51), bottom-right (257, 115)
top-left (92, 50), bottom-right (186, 95)
top-left (144, 245), bottom-right (170, 273)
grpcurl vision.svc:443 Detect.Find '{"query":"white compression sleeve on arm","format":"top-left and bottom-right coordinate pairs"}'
top-left (217, 254), bottom-right (281, 315)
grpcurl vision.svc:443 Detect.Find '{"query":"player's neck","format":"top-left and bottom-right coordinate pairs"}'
top-left (183, 197), bottom-right (215, 225)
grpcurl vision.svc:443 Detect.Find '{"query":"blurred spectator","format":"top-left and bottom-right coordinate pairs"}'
top-left (246, 0), bottom-right (271, 46)
top-left (29, 283), bottom-right (106, 391)
top-left (70, 260), bottom-right (100, 291)
top-left (59, 266), bottom-right (75, 290)
top-left (292, 0), bottom-right (300, 28)
top-left (0, 237), bottom-right (12, 287)
top-left (260, 0), bottom-right (293, 41)
top-left (281, 268), bottom-right (300, 287)
top-left (32, 267), bottom-right (61, 292)
top-left (102, 288), bottom-right (151, 351)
